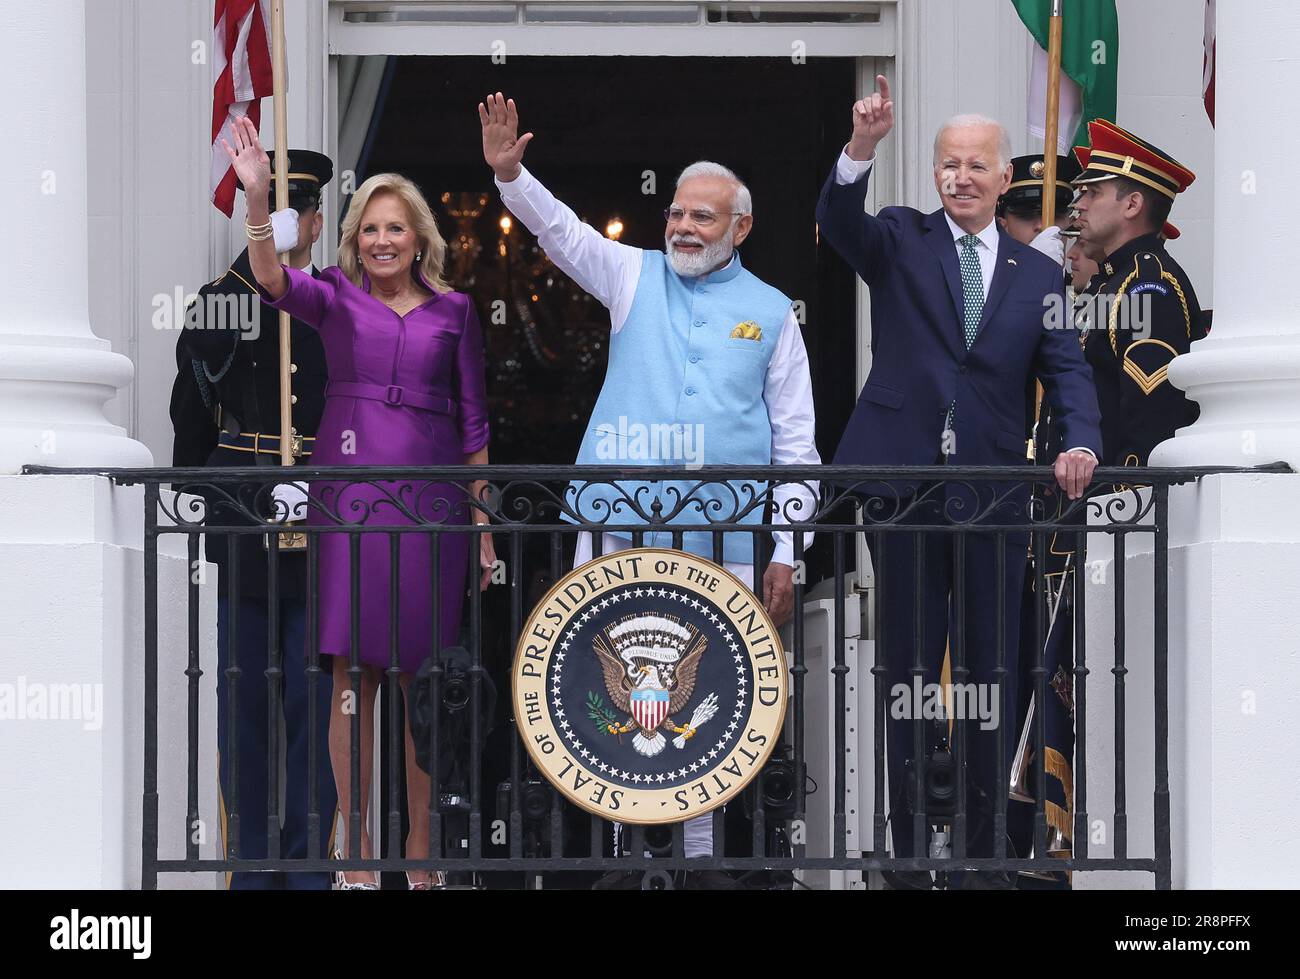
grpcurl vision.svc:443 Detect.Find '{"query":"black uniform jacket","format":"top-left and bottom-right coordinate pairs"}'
top-left (168, 249), bottom-right (328, 599)
top-left (1077, 232), bottom-right (1205, 467)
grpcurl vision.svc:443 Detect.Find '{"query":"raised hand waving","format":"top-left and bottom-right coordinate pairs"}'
top-left (478, 92), bottom-right (534, 183)
top-left (220, 116), bottom-right (272, 216)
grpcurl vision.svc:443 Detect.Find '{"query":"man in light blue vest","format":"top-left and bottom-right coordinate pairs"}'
top-left (481, 93), bottom-right (819, 885)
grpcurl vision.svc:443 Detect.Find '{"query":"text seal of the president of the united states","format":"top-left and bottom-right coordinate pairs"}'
top-left (512, 548), bottom-right (788, 824)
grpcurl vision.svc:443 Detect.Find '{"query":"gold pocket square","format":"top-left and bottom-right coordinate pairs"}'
top-left (729, 321), bottom-right (762, 341)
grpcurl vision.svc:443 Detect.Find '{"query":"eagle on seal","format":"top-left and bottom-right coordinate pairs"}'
top-left (593, 613), bottom-right (712, 757)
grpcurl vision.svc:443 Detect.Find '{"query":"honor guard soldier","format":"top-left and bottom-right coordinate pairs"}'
top-left (997, 152), bottom-right (1082, 264)
top-left (168, 149), bottom-right (337, 889)
top-left (1004, 156), bottom-right (1089, 884)
top-left (1012, 211), bottom-right (1185, 883)
top-left (1071, 120), bottom-right (1205, 467)
top-left (997, 153), bottom-right (1084, 457)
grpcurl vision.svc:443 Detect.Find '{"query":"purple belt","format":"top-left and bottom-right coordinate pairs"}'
top-left (326, 381), bottom-right (456, 416)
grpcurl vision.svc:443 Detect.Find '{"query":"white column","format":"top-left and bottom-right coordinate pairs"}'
top-left (1151, 0), bottom-right (1300, 469)
top-left (0, 476), bottom-right (220, 888)
top-left (0, 0), bottom-right (151, 471)
top-left (1142, 0), bottom-right (1300, 889)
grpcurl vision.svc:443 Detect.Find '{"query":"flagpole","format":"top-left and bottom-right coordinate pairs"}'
top-left (1041, 0), bottom-right (1064, 231)
top-left (1030, 0), bottom-right (1065, 461)
top-left (270, 0), bottom-right (293, 467)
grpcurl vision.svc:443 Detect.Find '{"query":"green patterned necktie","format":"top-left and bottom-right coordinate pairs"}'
top-left (958, 233), bottom-right (985, 348)
top-left (946, 234), bottom-right (986, 439)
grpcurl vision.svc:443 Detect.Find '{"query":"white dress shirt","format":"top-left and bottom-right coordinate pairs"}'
top-left (496, 165), bottom-right (820, 566)
top-left (832, 149), bottom-right (1095, 461)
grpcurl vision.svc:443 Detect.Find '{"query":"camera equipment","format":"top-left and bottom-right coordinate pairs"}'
top-left (495, 778), bottom-right (555, 859)
top-left (408, 646), bottom-right (497, 783)
top-left (441, 669), bottom-right (470, 713)
top-left (743, 744), bottom-right (801, 821)
top-left (406, 648), bottom-right (497, 885)
top-left (903, 717), bottom-right (957, 818)
top-left (897, 717), bottom-right (961, 889)
top-left (643, 825), bottom-right (674, 858)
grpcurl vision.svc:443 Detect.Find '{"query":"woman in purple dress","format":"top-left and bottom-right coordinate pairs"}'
top-left (224, 117), bottom-right (494, 890)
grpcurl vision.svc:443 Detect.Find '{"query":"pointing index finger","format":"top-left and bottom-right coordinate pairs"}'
top-left (877, 73), bottom-right (891, 103)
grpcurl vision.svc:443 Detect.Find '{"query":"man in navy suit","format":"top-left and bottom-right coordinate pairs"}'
top-left (816, 76), bottom-right (1102, 884)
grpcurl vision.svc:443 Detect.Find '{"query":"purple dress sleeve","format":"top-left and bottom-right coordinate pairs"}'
top-left (455, 297), bottom-right (491, 455)
top-left (256, 265), bottom-right (341, 330)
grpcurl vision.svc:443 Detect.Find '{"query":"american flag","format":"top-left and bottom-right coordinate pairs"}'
top-left (210, 0), bottom-right (273, 216)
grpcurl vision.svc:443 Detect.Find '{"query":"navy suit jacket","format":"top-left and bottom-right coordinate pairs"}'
top-left (817, 164), bottom-right (1102, 489)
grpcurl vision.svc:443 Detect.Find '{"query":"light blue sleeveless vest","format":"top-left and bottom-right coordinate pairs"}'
top-left (566, 250), bottom-right (792, 564)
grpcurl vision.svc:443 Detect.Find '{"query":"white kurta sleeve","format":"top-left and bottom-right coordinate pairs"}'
top-left (764, 307), bottom-right (820, 566)
top-left (495, 165), bottom-right (643, 330)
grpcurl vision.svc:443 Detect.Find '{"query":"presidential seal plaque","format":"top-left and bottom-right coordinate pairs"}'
top-left (512, 548), bottom-right (787, 824)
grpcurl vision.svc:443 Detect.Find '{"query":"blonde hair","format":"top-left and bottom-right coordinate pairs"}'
top-left (338, 173), bottom-right (451, 293)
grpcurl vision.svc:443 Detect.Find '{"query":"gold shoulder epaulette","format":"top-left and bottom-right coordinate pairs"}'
top-left (224, 266), bottom-right (258, 293)
top-left (1109, 251), bottom-right (1192, 354)
top-left (204, 263), bottom-right (257, 294)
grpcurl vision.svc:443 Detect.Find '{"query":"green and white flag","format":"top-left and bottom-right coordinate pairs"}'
top-left (1014, 0), bottom-right (1119, 151)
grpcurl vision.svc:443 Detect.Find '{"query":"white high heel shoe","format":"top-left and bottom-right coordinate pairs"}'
top-left (332, 848), bottom-right (379, 890)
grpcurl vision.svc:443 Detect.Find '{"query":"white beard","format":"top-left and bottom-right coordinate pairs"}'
top-left (665, 230), bottom-right (735, 278)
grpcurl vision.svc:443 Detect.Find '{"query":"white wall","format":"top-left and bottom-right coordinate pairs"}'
top-left (893, 0), bottom-right (1031, 209)
top-left (87, 0), bottom-right (208, 464)
top-left (1114, 0), bottom-right (1215, 308)
top-left (87, 0), bottom-right (326, 466)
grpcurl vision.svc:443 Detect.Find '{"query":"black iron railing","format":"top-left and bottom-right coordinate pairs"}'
top-left (26, 463), bottom-right (1280, 890)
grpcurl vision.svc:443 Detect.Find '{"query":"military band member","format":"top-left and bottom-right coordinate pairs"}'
top-left (1071, 120), bottom-right (1205, 467)
top-left (996, 152), bottom-right (1082, 265)
top-left (999, 153), bottom-right (1084, 458)
top-left (170, 149), bottom-right (338, 889)
top-left (996, 159), bottom-right (1094, 881)
top-left (1028, 229), bottom-right (1104, 460)
top-left (1010, 223), bottom-right (1101, 883)
top-left (1066, 232), bottom-right (1101, 294)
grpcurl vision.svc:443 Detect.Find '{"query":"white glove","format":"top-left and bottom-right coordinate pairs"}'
top-left (272, 481), bottom-right (308, 523)
top-left (270, 208), bottom-right (300, 253)
top-left (1028, 225), bottom-right (1065, 267)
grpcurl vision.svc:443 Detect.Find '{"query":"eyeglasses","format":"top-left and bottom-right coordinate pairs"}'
top-left (663, 206), bottom-right (742, 228)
